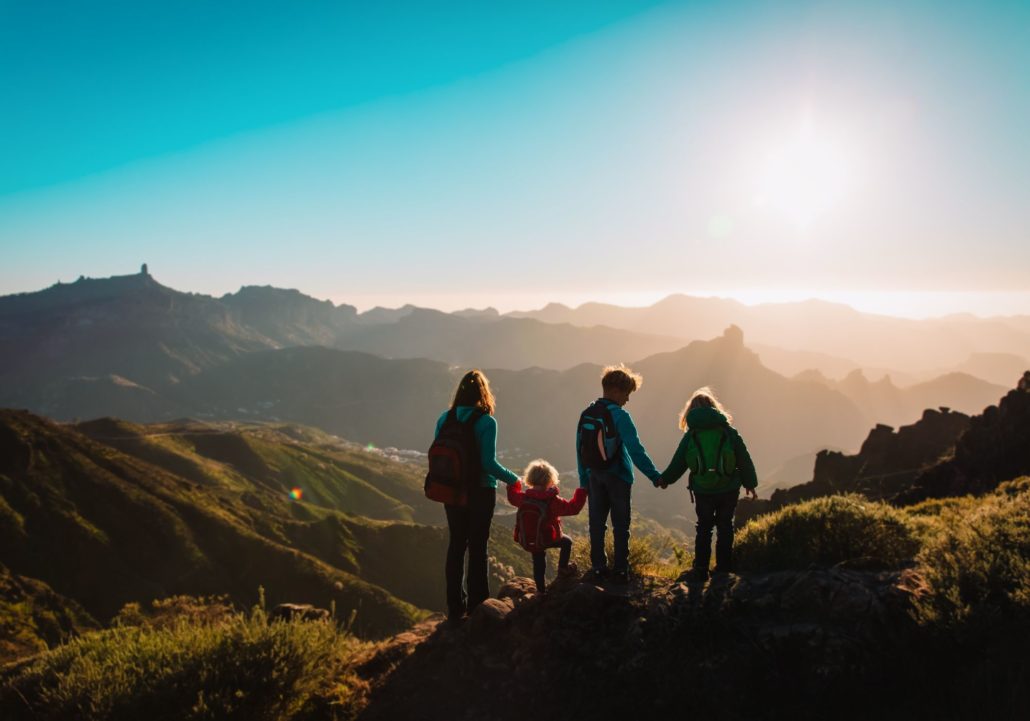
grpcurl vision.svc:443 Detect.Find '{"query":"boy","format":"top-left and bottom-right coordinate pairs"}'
top-left (576, 364), bottom-right (662, 583)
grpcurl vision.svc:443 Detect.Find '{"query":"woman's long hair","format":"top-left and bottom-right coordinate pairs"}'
top-left (678, 386), bottom-right (733, 430)
top-left (450, 369), bottom-right (496, 415)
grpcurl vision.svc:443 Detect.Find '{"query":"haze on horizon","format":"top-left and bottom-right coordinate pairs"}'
top-left (1, 0), bottom-right (1028, 318)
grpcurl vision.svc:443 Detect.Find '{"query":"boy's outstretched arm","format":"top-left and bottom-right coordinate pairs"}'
top-left (611, 406), bottom-right (662, 484)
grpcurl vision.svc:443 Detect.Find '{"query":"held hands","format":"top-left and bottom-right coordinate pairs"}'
top-left (655, 475), bottom-right (668, 490)
top-left (744, 487), bottom-right (758, 500)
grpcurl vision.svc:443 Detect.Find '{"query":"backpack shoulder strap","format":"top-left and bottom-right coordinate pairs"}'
top-left (690, 429), bottom-right (707, 471)
top-left (715, 428), bottom-right (729, 475)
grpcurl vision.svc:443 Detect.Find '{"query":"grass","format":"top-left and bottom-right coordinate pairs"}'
top-left (735, 494), bottom-right (922, 572)
top-left (0, 602), bottom-right (366, 721)
top-left (911, 477), bottom-right (1030, 631)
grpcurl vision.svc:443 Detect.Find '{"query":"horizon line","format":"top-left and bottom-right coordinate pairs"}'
top-left (7, 267), bottom-right (1030, 322)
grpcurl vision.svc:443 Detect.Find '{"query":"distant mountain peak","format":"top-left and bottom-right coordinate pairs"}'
top-left (722, 324), bottom-right (744, 346)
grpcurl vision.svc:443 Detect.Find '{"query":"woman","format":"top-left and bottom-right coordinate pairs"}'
top-left (435, 369), bottom-right (519, 622)
top-left (658, 387), bottom-right (758, 581)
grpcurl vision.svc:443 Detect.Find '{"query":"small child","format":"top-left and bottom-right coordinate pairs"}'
top-left (507, 459), bottom-right (588, 593)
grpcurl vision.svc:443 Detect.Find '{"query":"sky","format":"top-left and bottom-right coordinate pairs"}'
top-left (1, 0), bottom-right (1028, 317)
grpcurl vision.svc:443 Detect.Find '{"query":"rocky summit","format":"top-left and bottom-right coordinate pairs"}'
top-left (352, 570), bottom-right (944, 721)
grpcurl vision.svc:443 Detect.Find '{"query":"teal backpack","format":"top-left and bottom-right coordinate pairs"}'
top-left (685, 427), bottom-right (737, 494)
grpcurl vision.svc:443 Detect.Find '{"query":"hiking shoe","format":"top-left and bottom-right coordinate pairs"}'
top-left (679, 568), bottom-right (709, 584)
top-left (610, 569), bottom-right (629, 585)
top-left (445, 613), bottom-right (467, 628)
top-left (557, 562), bottom-right (579, 579)
top-left (581, 567), bottom-right (609, 583)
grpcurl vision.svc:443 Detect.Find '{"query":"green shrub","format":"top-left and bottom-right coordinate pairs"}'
top-left (113, 595), bottom-right (236, 629)
top-left (0, 610), bottom-right (363, 721)
top-left (735, 494), bottom-right (921, 571)
top-left (913, 483), bottom-right (1030, 630)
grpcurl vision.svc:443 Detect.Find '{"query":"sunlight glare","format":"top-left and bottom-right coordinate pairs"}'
top-left (754, 117), bottom-right (857, 228)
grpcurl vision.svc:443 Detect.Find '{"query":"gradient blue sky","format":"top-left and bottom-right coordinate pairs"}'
top-left (1, 0), bottom-right (1027, 316)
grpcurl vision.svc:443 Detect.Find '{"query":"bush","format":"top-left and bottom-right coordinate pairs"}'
top-left (0, 610), bottom-right (364, 721)
top-left (570, 532), bottom-right (682, 578)
top-left (735, 494), bottom-right (921, 571)
top-left (913, 482), bottom-right (1030, 630)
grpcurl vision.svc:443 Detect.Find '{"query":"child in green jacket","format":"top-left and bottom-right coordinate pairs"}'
top-left (659, 387), bottom-right (758, 580)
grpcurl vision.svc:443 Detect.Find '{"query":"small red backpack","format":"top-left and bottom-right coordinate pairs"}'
top-left (515, 497), bottom-right (556, 552)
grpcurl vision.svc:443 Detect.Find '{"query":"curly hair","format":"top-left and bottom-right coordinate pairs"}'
top-left (524, 459), bottom-right (559, 488)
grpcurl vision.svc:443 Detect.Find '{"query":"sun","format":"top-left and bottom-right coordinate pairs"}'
top-left (754, 117), bottom-right (858, 229)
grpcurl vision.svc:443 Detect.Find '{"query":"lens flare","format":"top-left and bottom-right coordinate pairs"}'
top-left (289, 487), bottom-right (303, 501)
top-left (366, 443), bottom-right (377, 451)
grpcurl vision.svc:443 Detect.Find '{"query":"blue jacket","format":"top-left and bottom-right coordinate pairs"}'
top-left (435, 406), bottom-right (519, 489)
top-left (576, 398), bottom-right (662, 488)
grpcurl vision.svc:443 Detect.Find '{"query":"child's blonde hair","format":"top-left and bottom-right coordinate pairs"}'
top-left (524, 459), bottom-right (559, 488)
top-left (678, 386), bottom-right (733, 430)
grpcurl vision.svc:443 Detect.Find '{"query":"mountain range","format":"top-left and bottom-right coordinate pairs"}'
top-left (3, 271), bottom-right (1022, 521)
top-left (507, 294), bottom-right (1030, 375)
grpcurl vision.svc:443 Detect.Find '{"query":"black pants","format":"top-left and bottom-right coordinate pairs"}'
top-left (694, 489), bottom-right (739, 573)
top-left (532, 534), bottom-right (573, 592)
top-left (444, 485), bottom-right (496, 618)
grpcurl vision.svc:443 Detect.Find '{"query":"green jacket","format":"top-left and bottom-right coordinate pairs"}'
top-left (660, 407), bottom-right (758, 494)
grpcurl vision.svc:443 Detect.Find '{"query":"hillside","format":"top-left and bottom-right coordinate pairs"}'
top-left (0, 410), bottom-right (447, 640)
top-left (5, 479), bottom-right (1028, 720)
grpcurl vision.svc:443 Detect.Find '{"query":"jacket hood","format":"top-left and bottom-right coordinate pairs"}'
top-left (685, 406), bottom-right (728, 430)
top-left (525, 485), bottom-right (560, 499)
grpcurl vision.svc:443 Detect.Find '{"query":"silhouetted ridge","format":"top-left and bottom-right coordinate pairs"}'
top-left (898, 371), bottom-right (1030, 503)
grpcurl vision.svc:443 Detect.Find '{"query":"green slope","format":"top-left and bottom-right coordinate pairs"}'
top-left (0, 410), bottom-right (434, 641)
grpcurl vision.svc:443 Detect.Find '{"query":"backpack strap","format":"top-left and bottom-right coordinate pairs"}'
top-left (715, 429), bottom-right (728, 475)
top-left (690, 430), bottom-right (707, 471)
top-left (534, 499), bottom-right (549, 546)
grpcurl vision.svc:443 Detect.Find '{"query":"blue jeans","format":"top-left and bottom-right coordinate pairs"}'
top-left (587, 471), bottom-right (632, 573)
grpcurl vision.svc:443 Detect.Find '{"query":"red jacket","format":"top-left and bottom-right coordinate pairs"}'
top-left (506, 482), bottom-right (587, 545)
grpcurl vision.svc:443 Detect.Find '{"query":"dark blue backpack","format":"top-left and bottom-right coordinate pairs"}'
top-left (577, 399), bottom-right (621, 472)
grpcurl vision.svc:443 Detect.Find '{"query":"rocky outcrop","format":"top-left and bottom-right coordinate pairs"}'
top-left (898, 371), bottom-right (1030, 504)
top-left (738, 406), bottom-right (971, 525)
top-left (354, 570), bottom-right (924, 721)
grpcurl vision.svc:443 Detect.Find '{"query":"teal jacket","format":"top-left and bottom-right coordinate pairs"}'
top-left (660, 406), bottom-right (758, 494)
top-left (576, 398), bottom-right (662, 488)
top-left (435, 406), bottom-right (519, 489)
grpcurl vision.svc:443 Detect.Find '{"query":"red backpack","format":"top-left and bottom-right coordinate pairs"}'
top-left (424, 408), bottom-right (484, 506)
top-left (515, 497), bottom-right (556, 552)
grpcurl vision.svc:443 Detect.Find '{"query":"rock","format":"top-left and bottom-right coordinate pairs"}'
top-left (497, 577), bottom-right (536, 606)
top-left (467, 598), bottom-right (513, 637)
top-left (269, 603), bottom-right (330, 622)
